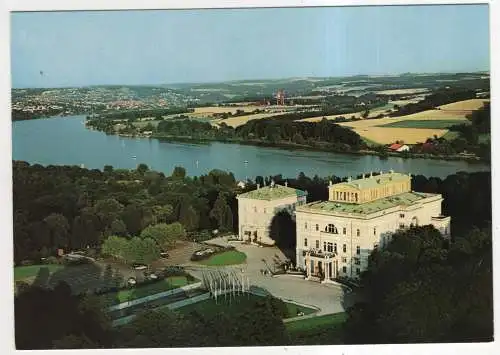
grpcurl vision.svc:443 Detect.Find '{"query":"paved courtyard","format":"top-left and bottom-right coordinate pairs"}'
top-left (184, 238), bottom-right (356, 315)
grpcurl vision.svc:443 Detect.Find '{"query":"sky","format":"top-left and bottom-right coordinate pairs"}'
top-left (10, 5), bottom-right (490, 88)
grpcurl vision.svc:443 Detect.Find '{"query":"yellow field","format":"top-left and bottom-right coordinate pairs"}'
top-left (352, 127), bottom-right (449, 144)
top-left (212, 113), bottom-right (281, 127)
top-left (335, 99), bottom-right (489, 144)
top-left (298, 107), bottom-right (390, 123)
top-left (438, 98), bottom-right (488, 111)
top-left (375, 88), bottom-right (430, 95)
top-left (193, 106), bottom-right (265, 115)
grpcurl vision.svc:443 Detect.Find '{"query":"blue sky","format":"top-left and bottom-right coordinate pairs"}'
top-left (10, 5), bottom-right (490, 88)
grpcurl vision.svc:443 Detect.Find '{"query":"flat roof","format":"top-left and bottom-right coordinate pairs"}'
top-left (333, 172), bottom-right (410, 190)
top-left (297, 191), bottom-right (437, 216)
top-left (238, 184), bottom-right (307, 201)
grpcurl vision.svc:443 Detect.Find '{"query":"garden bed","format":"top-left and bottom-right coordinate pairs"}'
top-left (196, 250), bottom-right (247, 266)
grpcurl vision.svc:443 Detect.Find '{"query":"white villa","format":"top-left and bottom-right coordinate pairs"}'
top-left (237, 182), bottom-right (307, 245)
top-left (295, 171), bottom-right (451, 282)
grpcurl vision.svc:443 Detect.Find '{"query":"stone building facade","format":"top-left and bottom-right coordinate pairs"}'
top-left (295, 171), bottom-right (451, 282)
top-left (237, 182), bottom-right (307, 245)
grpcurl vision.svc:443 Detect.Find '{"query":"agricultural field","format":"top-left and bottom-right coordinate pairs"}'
top-left (350, 127), bottom-right (449, 144)
top-left (298, 106), bottom-right (391, 123)
top-left (211, 112), bottom-right (283, 127)
top-left (378, 119), bottom-right (467, 129)
top-left (336, 99), bottom-right (488, 144)
top-left (375, 88), bottom-right (430, 95)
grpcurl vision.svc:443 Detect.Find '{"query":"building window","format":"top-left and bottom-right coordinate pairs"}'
top-left (323, 242), bottom-right (327, 251)
top-left (356, 268), bottom-right (360, 275)
top-left (342, 266), bottom-right (347, 273)
top-left (264, 208), bottom-right (267, 214)
top-left (326, 224), bottom-right (338, 234)
top-left (373, 228), bottom-right (376, 236)
top-left (305, 222), bottom-right (307, 230)
top-left (399, 223), bottom-right (405, 229)
top-left (356, 229), bottom-right (360, 237)
top-left (343, 227), bottom-right (346, 235)
top-left (327, 242), bottom-right (333, 252)
top-left (254, 207), bottom-right (257, 213)
top-left (334, 243), bottom-right (337, 253)
top-left (304, 238), bottom-right (308, 247)
top-left (315, 224), bottom-right (319, 231)
top-left (354, 258), bottom-right (360, 265)
top-left (341, 257), bottom-right (347, 263)
top-left (374, 243), bottom-right (379, 250)
top-left (400, 213), bottom-right (405, 218)
top-left (356, 246), bottom-right (360, 255)
top-left (315, 240), bottom-right (319, 249)
top-left (343, 244), bottom-right (347, 253)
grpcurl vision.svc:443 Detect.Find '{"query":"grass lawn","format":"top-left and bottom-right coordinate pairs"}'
top-left (102, 276), bottom-right (198, 305)
top-left (197, 250), bottom-right (247, 266)
top-left (14, 264), bottom-right (64, 281)
top-left (175, 294), bottom-right (316, 319)
top-left (378, 119), bottom-right (467, 129)
top-left (286, 312), bottom-right (348, 345)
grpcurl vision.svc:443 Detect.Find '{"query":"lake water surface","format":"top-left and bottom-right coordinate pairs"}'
top-left (12, 116), bottom-right (490, 180)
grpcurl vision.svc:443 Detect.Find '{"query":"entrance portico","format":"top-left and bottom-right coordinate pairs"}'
top-left (303, 249), bottom-right (338, 283)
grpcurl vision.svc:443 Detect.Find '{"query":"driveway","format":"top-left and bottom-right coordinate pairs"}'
top-left (184, 241), bottom-right (355, 315)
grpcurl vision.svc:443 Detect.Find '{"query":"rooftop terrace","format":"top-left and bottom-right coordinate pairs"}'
top-left (333, 171), bottom-right (410, 190)
top-left (238, 184), bottom-right (307, 201)
top-left (297, 191), bottom-right (437, 216)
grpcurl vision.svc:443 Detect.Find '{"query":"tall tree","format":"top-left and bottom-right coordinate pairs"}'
top-left (209, 192), bottom-right (234, 231)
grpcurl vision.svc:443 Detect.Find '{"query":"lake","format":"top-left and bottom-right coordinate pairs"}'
top-left (12, 115), bottom-right (490, 180)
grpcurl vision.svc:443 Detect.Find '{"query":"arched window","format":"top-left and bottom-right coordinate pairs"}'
top-left (304, 238), bottom-right (308, 247)
top-left (325, 224), bottom-right (338, 234)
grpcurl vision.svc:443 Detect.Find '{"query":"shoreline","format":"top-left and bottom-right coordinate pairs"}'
top-left (112, 131), bottom-right (487, 164)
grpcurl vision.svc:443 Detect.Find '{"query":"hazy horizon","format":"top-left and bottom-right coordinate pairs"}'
top-left (10, 70), bottom-right (491, 90)
top-left (11, 5), bottom-right (490, 88)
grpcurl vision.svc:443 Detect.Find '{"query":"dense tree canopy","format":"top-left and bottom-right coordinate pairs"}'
top-left (343, 226), bottom-right (493, 343)
top-left (12, 162), bottom-right (240, 264)
top-left (15, 282), bottom-right (112, 349)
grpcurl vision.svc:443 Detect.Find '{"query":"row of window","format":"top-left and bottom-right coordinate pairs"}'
top-left (340, 266), bottom-right (361, 275)
top-left (305, 238), bottom-right (361, 255)
top-left (304, 223), bottom-right (377, 237)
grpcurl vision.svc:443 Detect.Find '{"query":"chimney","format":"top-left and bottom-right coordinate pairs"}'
top-left (370, 171), bottom-right (373, 177)
top-left (380, 170), bottom-right (383, 175)
top-left (257, 184), bottom-right (260, 189)
top-left (329, 180), bottom-right (333, 186)
top-left (347, 176), bottom-right (352, 182)
top-left (285, 181), bottom-right (288, 187)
